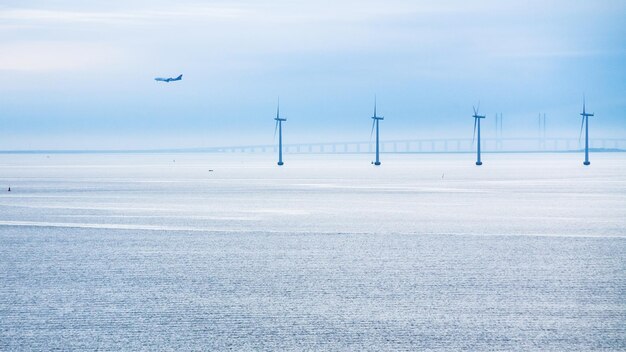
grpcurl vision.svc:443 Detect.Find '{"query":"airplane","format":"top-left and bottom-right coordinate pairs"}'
top-left (155, 74), bottom-right (182, 82)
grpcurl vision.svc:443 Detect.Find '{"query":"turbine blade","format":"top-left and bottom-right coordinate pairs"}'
top-left (578, 117), bottom-right (584, 143)
top-left (274, 120), bottom-right (279, 140)
top-left (276, 97), bottom-right (280, 119)
top-left (473, 105), bottom-right (477, 115)
top-left (374, 95), bottom-right (377, 117)
top-left (370, 120), bottom-right (376, 141)
top-left (472, 118), bottom-right (477, 145)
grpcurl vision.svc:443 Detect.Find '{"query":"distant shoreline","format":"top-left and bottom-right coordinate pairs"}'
top-left (0, 148), bottom-right (624, 155)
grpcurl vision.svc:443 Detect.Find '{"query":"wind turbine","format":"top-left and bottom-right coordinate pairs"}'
top-left (579, 96), bottom-right (594, 165)
top-left (370, 96), bottom-right (384, 165)
top-left (495, 113), bottom-right (503, 150)
top-left (274, 98), bottom-right (287, 166)
top-left (472, 103), bottom-right (486, 165)
top-left (538, 113), bottom-right (547, 150)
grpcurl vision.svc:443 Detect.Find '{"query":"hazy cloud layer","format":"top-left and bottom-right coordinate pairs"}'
top-left (1, 0), bottom-right (625, 149)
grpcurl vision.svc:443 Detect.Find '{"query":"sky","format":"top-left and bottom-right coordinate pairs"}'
top-left (0, 0), bottom-right (625, 150)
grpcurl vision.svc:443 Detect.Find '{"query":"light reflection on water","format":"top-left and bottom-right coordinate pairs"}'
top-left (1, 153), bottom-right (625, 350)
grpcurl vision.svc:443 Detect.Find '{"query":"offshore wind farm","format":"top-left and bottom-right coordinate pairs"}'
top-left (1, 94), bottom-right (625, 351)
top-left (1, 0), bottom-right (626, 351)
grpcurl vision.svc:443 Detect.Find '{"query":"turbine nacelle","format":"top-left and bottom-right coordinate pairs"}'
top-left (472, 104), bottom-right (485, 119)
top-left (273, 99), bottom-right (286, 140)
top-left (471, 103), bottom-right (486, 148)
top-left (578, 97), bottom-right (594, 147)
top-left (273, 97), bottom-right (286, 139)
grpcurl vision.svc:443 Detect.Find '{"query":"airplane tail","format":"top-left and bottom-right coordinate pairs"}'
top-left (176, 74), bottom-right (183, 80)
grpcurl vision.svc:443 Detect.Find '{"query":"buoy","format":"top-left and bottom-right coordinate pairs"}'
top-left (8, 187), bottom-right (11, 192)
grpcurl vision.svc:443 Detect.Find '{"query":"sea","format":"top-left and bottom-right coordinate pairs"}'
top-left (1, 152), bottom-right (625, 351)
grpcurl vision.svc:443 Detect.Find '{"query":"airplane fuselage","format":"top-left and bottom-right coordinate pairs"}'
top-left (155, 74), bottom-right (182, 82)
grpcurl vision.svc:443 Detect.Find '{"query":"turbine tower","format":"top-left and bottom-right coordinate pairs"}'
top-left (495, 113), bottom-right (503, 150)
top-left (370, 97), bottom-right (384, 165)
top-left (538, 113), bottom-right (546, 150)
top-left (472, 103), bottom-right (486, 165)
top-left (579, 96), bottom-right (594, 166)
top-left (274, 98), bottom-right (287, 166)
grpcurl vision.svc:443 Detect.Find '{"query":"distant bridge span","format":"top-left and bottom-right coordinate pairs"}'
top-left (202, 137), bottom-right (626, 153)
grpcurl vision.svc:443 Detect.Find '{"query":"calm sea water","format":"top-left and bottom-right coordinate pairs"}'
top-left (1, 153), bottom-right (625, 350)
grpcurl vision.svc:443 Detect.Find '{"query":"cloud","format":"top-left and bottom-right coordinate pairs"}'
top-left (0, 41), bottom-right (126, 71)
top-left (0, 0), bottom-right (624, 149)
top-left (0, 6), bottom-right (248, 26)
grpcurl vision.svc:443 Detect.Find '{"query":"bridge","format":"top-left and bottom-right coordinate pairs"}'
top-left (201, 137), bottom-right (626, 154)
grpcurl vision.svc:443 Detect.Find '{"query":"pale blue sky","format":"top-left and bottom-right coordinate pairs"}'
top-left (1, 0), bottom-right (625, 149)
